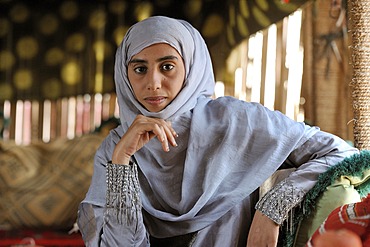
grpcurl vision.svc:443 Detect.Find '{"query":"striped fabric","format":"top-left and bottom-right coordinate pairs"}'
top-left (306, 194), bottom-right (370, 246)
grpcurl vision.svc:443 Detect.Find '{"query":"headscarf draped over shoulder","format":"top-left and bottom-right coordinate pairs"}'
top-left (85, 16), bottom-right (316, 238)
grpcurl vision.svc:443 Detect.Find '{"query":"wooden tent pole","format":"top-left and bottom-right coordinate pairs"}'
top-left (348, 0), bottom-right (370, 150)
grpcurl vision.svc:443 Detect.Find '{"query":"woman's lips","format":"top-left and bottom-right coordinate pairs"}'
top-left (144, 96), bottom-right (166, 105)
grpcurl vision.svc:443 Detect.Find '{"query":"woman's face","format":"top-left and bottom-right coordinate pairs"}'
top-left (127, 43), bottom-right (186, 112)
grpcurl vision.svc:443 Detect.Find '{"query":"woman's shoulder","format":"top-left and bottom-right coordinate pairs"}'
top-left (206, 96), bottom-right (269, 114)
top-left (201, 96), bottom-right (302, 127)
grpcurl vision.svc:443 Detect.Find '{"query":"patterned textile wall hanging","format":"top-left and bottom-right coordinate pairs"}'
top-left (0, 0), bottom-right (307, 102)
top-left (0, 0), bottom-right (309, 143)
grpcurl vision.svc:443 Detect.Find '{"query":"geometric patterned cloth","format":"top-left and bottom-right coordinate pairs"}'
top-left (306, 194), bottom-right (370, 246)
top-left (0, 134), bottom-right (103, 230)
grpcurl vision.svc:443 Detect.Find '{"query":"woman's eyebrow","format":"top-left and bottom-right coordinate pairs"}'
top-left (129, 58), bottom-right (146, 64)
top-left (156, 55), bottom-right (178, 62)
top-left (129, 55), bottom-right (179, 65)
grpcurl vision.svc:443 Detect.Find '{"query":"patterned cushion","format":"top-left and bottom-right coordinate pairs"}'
top-left (294, 176), bottom-right (362, 246)
top-left (0, 134), bottom-right (103, 230)
top-left (295, 170), bottom-right (370, 246)
top-left (306, 194), bottom-right (370, 246)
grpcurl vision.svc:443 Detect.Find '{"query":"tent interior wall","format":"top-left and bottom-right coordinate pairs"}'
top-left (0, 0), bottom-right (354, 144)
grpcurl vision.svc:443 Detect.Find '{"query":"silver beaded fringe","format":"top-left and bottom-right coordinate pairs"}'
top-left (105, 162), bottom-right (142, 225)
top-left (255, 179), bottom-right (305, 228)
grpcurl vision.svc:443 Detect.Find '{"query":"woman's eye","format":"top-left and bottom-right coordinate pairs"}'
top-left (134, 66), bottom-right (147, 74)
top-left (162, 64), bottom-right (174, 71)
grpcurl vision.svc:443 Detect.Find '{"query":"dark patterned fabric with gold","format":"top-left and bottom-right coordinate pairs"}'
top-left (0, 0), bottom-right (307, 101)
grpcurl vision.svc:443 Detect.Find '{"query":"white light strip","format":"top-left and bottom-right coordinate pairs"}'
top-left (3, 100), bottom-right (11, 140)
top-left (285, 10), bottom-right (303, 120)
top-left (215, 81), bottom-right (225, 98)
top-left (264, 24), bottom-right (277, 110)
top-left (67, 97), bottom-right (76, 139)
top-left (94, 93), bottom-right (103, 129)
top-left (42, 100), bottom-right (51, 143)
top-left (234, 67), bottom-right (243, 99)
top-left (23, 100), bottom-right (31, 145)
top-left (247, 33), bottom-right (263, 103)
top-left (15, 100), bottom-right (23, 145)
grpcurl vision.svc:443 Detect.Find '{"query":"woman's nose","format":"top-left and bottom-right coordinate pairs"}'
top-left (146, 70), bottom-right (162, 91)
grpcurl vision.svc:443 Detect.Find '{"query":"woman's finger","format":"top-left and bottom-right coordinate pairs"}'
top-left (158, 125), bottom-right (170, 152)
top-left (141, 117), bottom-right (177, 148)
top-left (165, 120), bottom-right (178, 146)
top-left (131, 115), bottom-right (178, 152)
top-left (157, 119), bottom-right (177, 147)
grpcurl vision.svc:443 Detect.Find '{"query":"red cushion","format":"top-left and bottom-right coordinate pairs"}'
top-left (0, 229), bottom-right (84, 246)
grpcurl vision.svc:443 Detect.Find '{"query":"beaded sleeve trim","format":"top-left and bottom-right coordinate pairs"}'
top-left (255, 179), bottom-right (305, 225)
top-left (105, 161), bottom-right (142, 225)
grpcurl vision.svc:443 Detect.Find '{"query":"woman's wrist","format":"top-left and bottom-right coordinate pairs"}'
top-left (109, 159), bottom-right (132, 166)
top-left (111, 153), bottom-right (132, 165)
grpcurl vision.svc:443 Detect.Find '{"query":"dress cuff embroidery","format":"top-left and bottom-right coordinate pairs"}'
top-left (105, 161), bottom-right (142, 225)
top-left (255, 179), bottom-right (305, 225)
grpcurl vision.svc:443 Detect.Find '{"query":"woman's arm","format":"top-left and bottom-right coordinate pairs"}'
top-left (78, 115), bottom-right (178, 246)
top-left (257, 130), bottom-right (358, 225)
top-left (248, 129), bottom-right (358, 246)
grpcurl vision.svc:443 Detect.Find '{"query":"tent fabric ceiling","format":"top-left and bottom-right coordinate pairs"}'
top-left (0, 0), bottom-right (307, 101)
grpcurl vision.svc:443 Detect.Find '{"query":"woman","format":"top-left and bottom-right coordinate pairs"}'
top-left (77, 16), bottom-right (358, 246)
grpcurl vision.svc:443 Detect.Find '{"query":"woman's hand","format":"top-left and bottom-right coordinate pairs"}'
top-left (112, 115), bottom-right (178, 164)
top-left (247, 210), bottom-right (279, 247)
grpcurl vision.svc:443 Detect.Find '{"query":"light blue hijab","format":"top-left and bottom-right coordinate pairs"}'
top-left (114, 15), bottom-right (214, 123)
top-left (85, 16), bottom-right (316, 238)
